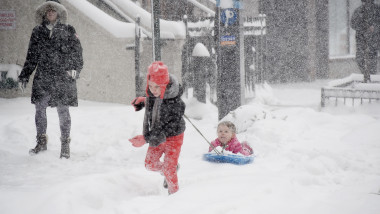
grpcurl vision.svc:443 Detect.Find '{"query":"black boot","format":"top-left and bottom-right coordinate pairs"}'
top-left (29, 134), bottom-right (48, 155)
top-left (163, 179), bottom-right (168, 189)
top-left (60, 137), bottom-right (71, 159)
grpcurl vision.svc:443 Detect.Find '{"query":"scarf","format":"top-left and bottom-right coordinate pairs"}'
top-left (143, 75), bottom-right (179, 143)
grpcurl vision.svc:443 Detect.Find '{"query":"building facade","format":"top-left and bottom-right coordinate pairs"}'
top-left (0, 0), bottom-right (184, 104)
top-left (1, 0), bottom-right (377, 103)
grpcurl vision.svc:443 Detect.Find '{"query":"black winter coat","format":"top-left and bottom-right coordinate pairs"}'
top-left (351, 3), bottom-right (380, 51)
top-left (144, 79), bottom-right (186, 147)
top-left (19, 21), bottom-right (83, 107)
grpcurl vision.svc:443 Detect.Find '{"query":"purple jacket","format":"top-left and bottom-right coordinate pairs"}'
top-left (208, 137), bottom-right (253, 156)
top-left (209, 137), bottom-right (243, 154)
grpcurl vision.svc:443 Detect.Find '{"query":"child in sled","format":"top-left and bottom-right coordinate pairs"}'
top-left (129, 61), bottom-right (186, 195)
top-left (209, 121), bottom-right (253, 156)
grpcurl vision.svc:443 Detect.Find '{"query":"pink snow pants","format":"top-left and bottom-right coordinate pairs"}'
top-left (145, 133), bottom-right (184, 194)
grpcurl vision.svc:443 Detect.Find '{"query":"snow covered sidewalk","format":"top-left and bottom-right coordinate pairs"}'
top-left (1, 81), bottom-right (380, 214)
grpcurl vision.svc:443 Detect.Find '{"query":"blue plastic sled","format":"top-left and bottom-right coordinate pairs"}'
top-left (203, 153), bottom-right (254, 165)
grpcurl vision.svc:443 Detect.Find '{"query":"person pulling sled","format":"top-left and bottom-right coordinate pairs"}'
top-left (129, 61), bottom-right (186, 195)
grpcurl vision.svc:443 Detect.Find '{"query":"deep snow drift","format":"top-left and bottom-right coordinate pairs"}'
top-left (1, 81), bottom-right (380, 214)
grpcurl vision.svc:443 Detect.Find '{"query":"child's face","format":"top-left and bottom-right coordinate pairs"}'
top-left (217, 125), bottom-right (234, 144)
top-left (148, 80), bottom-right (161, 97)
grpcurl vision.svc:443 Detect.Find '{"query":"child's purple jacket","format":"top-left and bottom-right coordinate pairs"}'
top-left (208, 137), bottom-right (243, 154)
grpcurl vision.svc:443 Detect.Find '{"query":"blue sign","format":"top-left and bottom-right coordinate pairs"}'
top-left (220, 9), bottom-right (237, 27)
top-left (220, 35), bottom-right (236, 46)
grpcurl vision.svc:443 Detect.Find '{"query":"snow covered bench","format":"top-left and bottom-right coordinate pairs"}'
top-left (321, 74), bottom-right (380, 107)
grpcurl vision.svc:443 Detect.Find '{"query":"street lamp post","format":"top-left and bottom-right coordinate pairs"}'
top-left (151, 0), bottom-right (161, 61)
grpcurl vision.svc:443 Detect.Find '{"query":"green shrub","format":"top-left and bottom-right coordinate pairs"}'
top-left (0, 78), bottom-right (18, 89)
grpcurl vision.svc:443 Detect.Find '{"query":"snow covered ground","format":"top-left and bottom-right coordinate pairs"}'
top-left (1, 81), bottom-right (380, 214)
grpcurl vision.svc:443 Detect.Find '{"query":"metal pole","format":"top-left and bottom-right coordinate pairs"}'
top-left (185, 15), bottom-right (190, 78)
top-left (260, 16), bottom-right (264, 83)
top-left (346, 0), bottom-right (350, 54)
top-left (239, 2), bottom-right (245, 105)
top-left (135, 16), bottom-right (141, 96)
top-left (321, 87), bottom-right (325, 107)
top-left (150, 0), bottom-right (155, 61)
top-left (151, 0), bottom-right (161, 61)
top-left (216, 1), bottom-right (242, 120)
top-left (184, 15), bottom-right (190, 98)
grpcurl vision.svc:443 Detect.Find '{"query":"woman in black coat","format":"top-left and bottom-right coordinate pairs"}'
top-left (18, 0), bottom-right (83, 159)
top-left (351, 0), bottom-right (380, 82)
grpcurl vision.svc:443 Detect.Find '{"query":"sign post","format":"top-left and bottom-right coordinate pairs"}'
top-left (216, 0), bottom-right (243, 120)
top-left (151, 0), bottom-right (161, 61)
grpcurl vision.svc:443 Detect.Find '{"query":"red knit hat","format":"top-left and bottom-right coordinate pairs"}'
top-left (146, 61), bottom-right (170, 98)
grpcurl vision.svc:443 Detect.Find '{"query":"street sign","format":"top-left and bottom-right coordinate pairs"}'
top-left (220, 9), bottom-right (238, 27)
top-left (216, 2), bottom-right (242, 120)
top-left (220, 35), bottom-right (236, 46)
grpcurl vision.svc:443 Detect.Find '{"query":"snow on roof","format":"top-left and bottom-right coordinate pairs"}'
top-left (66, 0), bottom-right (135, 38)
top-left (188, 0), bottom-right (215, 16)
top-left (207, 0), bottom-right (217, 4)
top-left (109, 0), bottom-right (185, 39)
top-left (66, 0), bottom-right (186, 39)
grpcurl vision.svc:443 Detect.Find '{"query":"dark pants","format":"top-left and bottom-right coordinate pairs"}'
top-left (356, 46), bottom-right (378, 82)
top-left (35, 95), bottom-right (71, 139)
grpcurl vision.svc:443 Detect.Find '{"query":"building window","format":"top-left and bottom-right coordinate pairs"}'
top-left (329, 0), bottom-right (380, 58)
